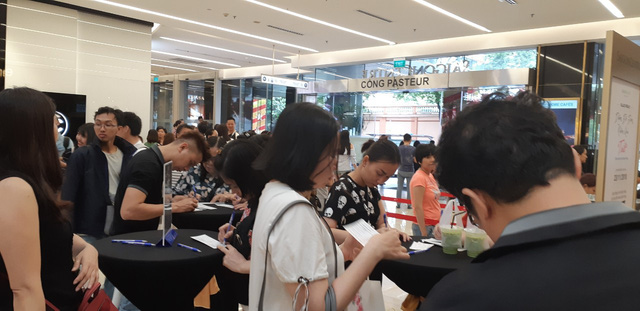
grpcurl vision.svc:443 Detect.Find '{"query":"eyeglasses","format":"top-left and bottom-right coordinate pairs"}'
top-left (94, 123), bottom-right (117, 129)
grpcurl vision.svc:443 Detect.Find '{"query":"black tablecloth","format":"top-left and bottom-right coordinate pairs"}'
top-left (378, 237), bottom-right (472, 297)
top-left (172, 206), bottom-right (242, 232)
top-left (95, 229), bottom-right (223, 311)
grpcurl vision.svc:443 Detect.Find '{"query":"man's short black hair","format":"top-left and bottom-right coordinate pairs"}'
top-left (403, 133), bottom-right (412, 141)
top-left (436, 92), bottom-right (575, 207)
top-left (415, 144), bottom-right (437, 164)
top-left (573, 145), bottom-right (586, 155)
top-left (122, 111), bottom-right (142, 136)
top-left (176, 124), bottom-right (195, 136)
top-left (226, 116), bottom-right (235, 122)
top-left (254, 103), bottom-right (338, 192)
top-left (174, 130), bottom-right (210, 163)
top-left (94, 106), bottom-right (123, 125)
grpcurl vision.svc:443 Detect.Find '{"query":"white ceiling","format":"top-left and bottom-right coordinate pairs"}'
top-left (55, 0), bottom-right (640, 76)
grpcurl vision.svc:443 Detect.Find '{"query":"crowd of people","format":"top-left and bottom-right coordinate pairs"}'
top-left (2, 86), bottom-right (637, 311)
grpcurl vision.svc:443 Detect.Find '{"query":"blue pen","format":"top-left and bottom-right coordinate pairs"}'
top-left (120, 241), bottom-right (155, 247)
top-left (409, 249), bottom-right (430, 255)
top-left (191, 185), bottom-right (197, 198)
top-left (383, 214), bottom-right (389, 228)
top-left (223, 211), bottom-right (236, 246)
top-left (177, 243), bottom-right (201, 253)
top-left (112, 239), bottom-right (148, 243)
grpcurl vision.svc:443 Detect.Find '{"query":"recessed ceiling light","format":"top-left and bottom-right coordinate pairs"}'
top-left (160, 37), bottom-right (286, 63)
top-left (413, 0), bottom-right (491, 32)
top-left (151, 58), bottom-right (218, 71)
top-left (152, 50), bottom-right (241, 67)
top-left (151, 63), bottom-right (197, 72)
top-left (93, 0), bottom-right (318, 52)
top-left (246, 0), bottom-right (396, 45)
top-left (598, 0), bottom-right (624, 18)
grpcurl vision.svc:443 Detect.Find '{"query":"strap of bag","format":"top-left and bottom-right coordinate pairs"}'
top-left (257, 199), bottom-right (338, 311)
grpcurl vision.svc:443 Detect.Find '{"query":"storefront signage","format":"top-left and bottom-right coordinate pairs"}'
top-left (546, 98), bottom-right (579, 145)
top-left (348, 73), bottom-right (448, 92)
top-left (362, 60), bottom-right (469, 78)
top-left (393, 59), bottom-right (406, 68)
top-left (261, 74), bottom-right (309, 89)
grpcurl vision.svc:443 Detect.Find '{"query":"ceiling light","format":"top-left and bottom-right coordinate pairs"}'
top-left (246, 0), bottom-right (395, 45)
top-left (151, 63), bottom-right (197, 72)
top-left (151, 58), bottom-right (218, 71)
top-left (93, 0), bottom-right (318, 52)
top-left (598, 0), bottom-right (624, 18)
top-left (413, 0), bottom-right (491, 32)
top-left (152, 50), bottom-right (241, 67)
top-left (160, 37), bottom-right (286, 63)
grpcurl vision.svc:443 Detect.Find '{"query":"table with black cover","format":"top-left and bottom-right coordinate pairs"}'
top-left (172, 205), bottom-right (242, 232)
top-left (94, 229), bottom-right (223, 311)
top-left (378, 237), bottom-right (473, 297)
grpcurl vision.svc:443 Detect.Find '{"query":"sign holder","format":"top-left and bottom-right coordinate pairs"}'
top-left (158, 161), bottom-right (176, 246)
top-left (595, 31), bottom-right (640, 209)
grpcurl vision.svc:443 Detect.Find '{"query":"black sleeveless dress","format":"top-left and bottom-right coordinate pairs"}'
top-left (0, 171), bottom-right (81, 310)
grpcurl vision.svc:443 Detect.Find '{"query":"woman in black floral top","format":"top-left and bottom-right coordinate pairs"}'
top-left (173, 137), bottom-right (229, 201)
top-left (323, 140), bottom-right (411, 243)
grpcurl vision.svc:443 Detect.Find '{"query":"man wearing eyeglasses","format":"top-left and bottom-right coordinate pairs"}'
top-left (421, 92), bottom-right (640, 310)
top-left (62, 107), bottom-right (137, 243)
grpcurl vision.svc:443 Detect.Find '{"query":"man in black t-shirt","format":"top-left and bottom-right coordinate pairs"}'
top-left (112, 131), bottom-right (210, 235)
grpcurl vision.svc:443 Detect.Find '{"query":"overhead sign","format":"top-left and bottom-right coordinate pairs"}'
top-left (546, 98), bottom-right (579, 145)
top-left (261, 74), bottom-right (309, 89)
top-left (393, 60), bottom-right (406, 68)
top-left (348, 73), bottom-right (448, 92)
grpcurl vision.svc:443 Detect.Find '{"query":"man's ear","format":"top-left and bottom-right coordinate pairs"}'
top-left (178, 142), bottom-right (189, 153)
top-left (462, 188), bottom-right (493, 222)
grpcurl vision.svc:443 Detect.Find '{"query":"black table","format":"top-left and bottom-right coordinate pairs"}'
top-left (378, 237), bottom-right (473, 297)
top-left (172, 205), bottom-right (242, 232)
top-left (95, 229), bottom-right (223, 311)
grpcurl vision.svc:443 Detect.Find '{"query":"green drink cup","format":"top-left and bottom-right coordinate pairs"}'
top-left (465, 230), bottom-right (487, 258)
top-left (441, 226), bottom-right (463, 254)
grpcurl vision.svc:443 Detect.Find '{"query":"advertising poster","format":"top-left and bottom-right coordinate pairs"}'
top-left (603, 78), bottom-right (640, 208)
top-left (547, 98), bottom-right (579, 145)
top-left (252, 99), bottom-right (267, 133)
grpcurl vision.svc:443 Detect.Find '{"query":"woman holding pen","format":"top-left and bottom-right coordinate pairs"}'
top-left (249, 103), bottom-right (408, 311)
top-left (322, 139), bottom-right (410, 244)
top-left (214, 139), bottom-right (269, 310)
top-left (410, 144), bottom-right (440, 238)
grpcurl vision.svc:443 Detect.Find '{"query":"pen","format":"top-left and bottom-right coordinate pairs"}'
top-left (112, 239), bottom-right (148, 243)
top-left (383, 214), bottom-right (389, 228)
top-left (192, 185), bottom-right (197, 198)
top-left (177, 243), bottom-right (202, 253)
top-left (223, 211), bottom-right (236, 246)
top-left (120, 241), bottom-right (155, 247)
top-left (408, 249), bottom-right (430, 255)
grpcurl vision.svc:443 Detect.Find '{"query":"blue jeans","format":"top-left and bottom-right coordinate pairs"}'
top-left (397, 170), bottom-right (414, 202)
top-left (412, 223), bottom-right (435, 238)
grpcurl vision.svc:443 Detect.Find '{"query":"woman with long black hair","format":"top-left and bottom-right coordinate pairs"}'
top-left (0, 87), bottom-right (99, 310)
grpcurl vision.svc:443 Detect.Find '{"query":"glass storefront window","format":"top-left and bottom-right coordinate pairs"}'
top-left (184, 80), bottom-right (214, 125)
top-left (152, 82), bottom-right (173, 130)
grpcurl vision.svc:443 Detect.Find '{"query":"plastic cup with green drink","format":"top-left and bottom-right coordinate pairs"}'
top-left (441, 225), bottom-right (463, 254)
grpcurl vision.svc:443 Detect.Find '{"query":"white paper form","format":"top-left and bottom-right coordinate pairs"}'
top-left (191, 234), bottom-right (223, 249)
top-left (409, 242), bottom-right (433, 251)
top-left (195, 203), bottom-right (217, 212)
top-left (343, 219), bottom-right (379, 246)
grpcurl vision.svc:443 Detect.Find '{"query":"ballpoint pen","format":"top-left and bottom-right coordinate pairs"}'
top-left (120, 241), bottom-right (155, 247)
top-left (383, 213), bottom-right (389, 228)
top-left (112, 239), bottom-right (148, 243)
top-left (408, 249), bottom-right (430, 255)
top-left (192, 185), bottom-right (197, 198)
top-left (223, 211), bottom-right (236, 246)
top-left (177, 243), bottom-right (202, 253)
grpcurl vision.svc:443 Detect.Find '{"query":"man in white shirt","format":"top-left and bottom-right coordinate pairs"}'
top-left (117, 111), bottom-right (146, 150)
top-left (227, 117), bottom-right (239, 140)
